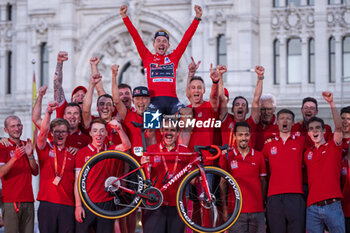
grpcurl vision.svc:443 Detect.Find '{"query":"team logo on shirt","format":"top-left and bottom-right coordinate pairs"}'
top-left (231, 160), bottom-right (238, 169)
top-left (154, 156), bottom-right (161, 163)
top-left (198, 112), bottom-right (202, 118)
top-left (9, 150), bottom-right (14, 158)
top-left (133, 147), bottom-right (143, 157)
top-left (307, 151), bottom-right (313, 160)
top-left (164, 57), bottom-right (171, 64)
top-left (49, 150), bottom-right (55, 158)
top-left (294, 131), bottom-right (301, 137)
top-left (270, 146), bottom-right (277, 155)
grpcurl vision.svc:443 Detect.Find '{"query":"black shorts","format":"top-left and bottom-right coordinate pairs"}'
top-left (147, 96), bottom-right (185, 115)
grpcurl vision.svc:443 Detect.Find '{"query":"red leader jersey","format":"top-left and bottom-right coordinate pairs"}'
top-left (262, 134), bottom-right (305, 197)
top-left (147, 143), bottom-right (192, 206)
top-left (254, 115), bottom-right (279, 152)
top-left (36, 142), bottom-right (75, 206)
top-left (219, 147), bottom-right (267, 213)
top-left (304, 139), bottom-right (343, 207)
top-left (123, 16), bottom-right (200, 98)
top-left (76, 143), bottom-right (123, 203)
top-left (187, 101), bottom-right (218, 166)
top-left (292, 122), bottom-right (333, 149)
top-left (221, 113), bottom-right (257, 148)
top-left (340, 138), bottom-right (350, 217)
top-left (0, 139), bottom-right (35, 203)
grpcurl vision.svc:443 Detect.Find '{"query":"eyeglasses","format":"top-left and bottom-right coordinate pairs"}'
top-left (53, 130), bottom-right (68, 135)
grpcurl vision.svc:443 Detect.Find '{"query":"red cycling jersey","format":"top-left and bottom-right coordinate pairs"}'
top-left (123, 16), bottom-right (200, 98)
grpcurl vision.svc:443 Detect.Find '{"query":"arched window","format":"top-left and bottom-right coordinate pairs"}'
top-left (273, 40), bottom-right (280, 84)
top-left (40, 43), bottom-right (49, 86)
top-left (287, 38), bottom-right (302, 83)
top-left (329, 37), bottom-right (335, 83)
top-left (343, 36), bottom-right (350, 80)
top-left (217, 34), bottom-right (227, 66)
top-left (308, 38), bottom-right (315, 83)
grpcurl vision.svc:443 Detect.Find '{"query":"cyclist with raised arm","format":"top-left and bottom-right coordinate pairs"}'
top-left (142, 117), bottom-right (191, 233)
top-left (120, 4), bottom-right (202, 116)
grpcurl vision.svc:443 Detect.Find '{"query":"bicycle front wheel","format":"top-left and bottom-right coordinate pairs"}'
top-left (78, 150), bottom-right (145, 219)
top-left (176, 166), bottom-right (242, 233)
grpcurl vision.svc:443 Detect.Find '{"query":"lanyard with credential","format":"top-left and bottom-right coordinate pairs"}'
top-left (161, 144), bottom-right (179, 183)
top-left (52, 146), bottom-right (67, 186)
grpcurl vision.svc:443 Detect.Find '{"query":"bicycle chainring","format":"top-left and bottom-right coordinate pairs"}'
top-left (141, 187), bottom-right (163, 210)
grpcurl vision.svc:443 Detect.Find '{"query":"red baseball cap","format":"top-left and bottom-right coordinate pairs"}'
top-left (224, 88), bottom-right (229, 100)
top-left (71, 86), bottom-right (87, 98)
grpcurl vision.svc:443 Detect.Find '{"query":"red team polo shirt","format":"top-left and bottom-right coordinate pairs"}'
top-left (187, 101), bottom-right (218, 166)
top-left (36, 142), bottom-right (75, 206)
top-left (262, 135), bottom-right (305, 197)
top-left (123, 110), bottom-right (146, 163)
top-left (76, 144), bottom-right (123, 203)
top-left (147, 143), bottom-right (191, 206)
top-left (123, 16), bottom-right (200, 98)
top-left (304, 139), bottom-right (343, 207)
top-left (340, 137), bottom-right (350, 217)
top-left (219, 147), bottom-right (267, 213)
top-left (254, 115), bottom-right (279, 152)
top-left (65, 129), bottom-right (91, 149)
top-left (221, 114), bottom-right (257, 148)
top-left (0, 139), bottom-right (35, 203)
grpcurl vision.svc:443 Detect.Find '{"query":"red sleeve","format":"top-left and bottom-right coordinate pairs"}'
top-left (172, 18), bottom-right (200, 62)
top-left (0, 146), bottom-right (8, 165)
top-left (56, 99), bottom-right (67, 118)
top-left (123, 16), bottom-right (151, 60)
top-left (75, 150), bottom-right (85, 169)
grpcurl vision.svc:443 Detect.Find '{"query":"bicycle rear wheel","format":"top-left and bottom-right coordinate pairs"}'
top-left (78, 150), bottom-right (145, 219)
top-left (176, 166), bottom-right (242, 233)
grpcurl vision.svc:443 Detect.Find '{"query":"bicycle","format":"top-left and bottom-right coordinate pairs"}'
top-left (78, 122), bottom-right (242, 233)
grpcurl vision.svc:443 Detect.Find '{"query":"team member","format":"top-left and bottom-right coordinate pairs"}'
top-left (218, 66), bottom-right (265, 148)
top-left (255, 93), bottom-right (279, 151)
top-left (340, 106), bottom-right (350, 232)
top-left (304, 92), bottom-right (345, 233)
top-left (220, 121), bottom-right (267, 233)
top-left (262, 109), bottom-right (306, 233)
top-left (32, 86), bottom-right (90, 154)
top-left (0, 116), bottom-right (38, 233)
top-left (74, 118), bottom-right (130, 233)
top-left (36, 101), bottom-right (76, 233)
top-left (142, 118), bottom-right (191, 233)
top-left (82, 73), bottom-right (122, 145)
top-left (292, 97), bottom-right (333, 147)
top-left (120, 4), bottom-right (202, 115)
top-left (118, 83), bottom-right (134, 111)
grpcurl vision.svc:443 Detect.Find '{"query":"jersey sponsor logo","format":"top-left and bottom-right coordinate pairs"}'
top-left (152, 78), bottom-right (173, 83)
top-left (9, 150), bottom-right (14, 158)
top-left (49, 150), bottom-right (55, 158)
top-left (143, 110), bottom-right (162, 129)
top-left (251, 162), bottom-right (256, 166)
top-left (150, 63), bottom-right (174, 78)
top-left (291, 147), bottom-right (297, 150)
top-left (231, 160), bottom-right (238, 169)
top-left (295, 131), bottom-right (301, 137)
top-left (154, 155), bottom-right (161, 163)
top-left (271, 146), bottom-right (277, 155)
top-left (197, 112), bottom-right (202, 118)
top-left (307, 151), bottom-right (313, 160)
top-left (133, 147), bottom-right (143, 157)
top-left (164, 57), bottom-right (171, 64)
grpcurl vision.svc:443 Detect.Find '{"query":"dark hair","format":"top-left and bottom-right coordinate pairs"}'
top-left (277, 109), bottom-right (295, 121)
top-left (64, 102), bottom-right (82, 118)
top-left (89, 118), bottom-right (107, 130)
top-left (189, 76), bottom-right (204, 84)
top-left (341, 106), bottom-right (350, 115)
top-left (50, 118), bottom-right (70, 132)
top-left (307, 116), bottom-right (325, 130)
top-left (234, 121), bottom-right (251, 133)
top-left (118, 83), bottom-right (132, 92)
top-left (97, 94), bottom-right (114, 105)
top-left (232, 96), bottom-right (249, 112)
top-left (302, 97), bottom-right (318, 110)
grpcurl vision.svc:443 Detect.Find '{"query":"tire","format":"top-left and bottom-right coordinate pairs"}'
top-left (78, 150), bottom-right (145, 219)
top-left (176, 166), bottom-right (242, 233)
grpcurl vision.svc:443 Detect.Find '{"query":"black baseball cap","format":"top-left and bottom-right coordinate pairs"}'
top-left (132, 86), bottom-right (150, 97)
top-left (154, 30), bottom-right (169, 41)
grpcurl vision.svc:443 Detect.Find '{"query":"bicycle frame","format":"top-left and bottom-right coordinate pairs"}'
top-left (110, 151), bottom-right (215, 204)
